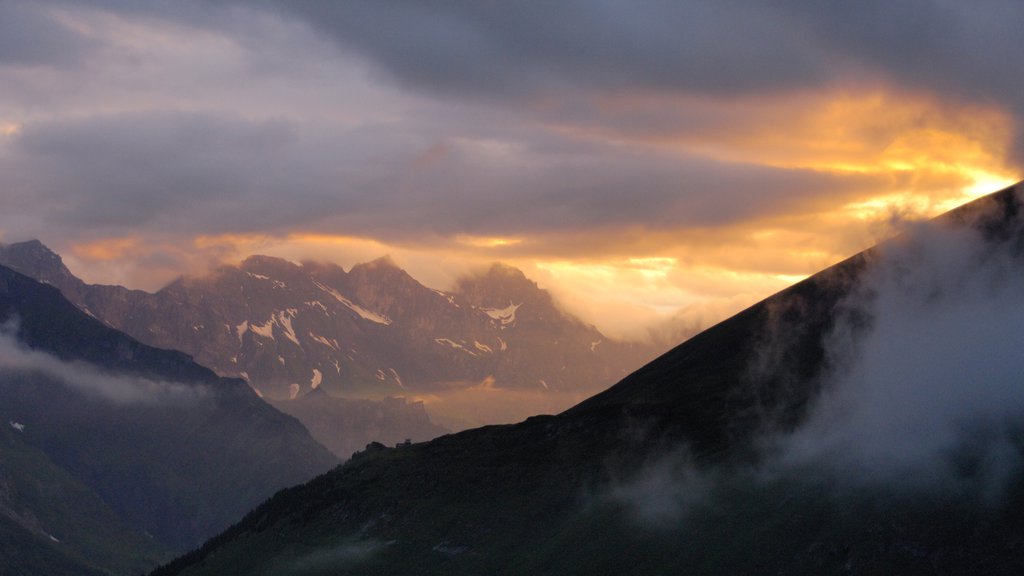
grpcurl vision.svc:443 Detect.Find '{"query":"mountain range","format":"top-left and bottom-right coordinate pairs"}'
top-left (150, 183), bottom-right (1024, 575)
top-left (0, 243), bottom-right (655, 448)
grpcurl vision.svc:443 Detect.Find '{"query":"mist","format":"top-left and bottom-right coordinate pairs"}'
top-left (780, 214), bottom-right (1024, 497)
top-left (612, 194), bottom-right (1024, 526)
top-left (0, 328), bottom-right (207, 405)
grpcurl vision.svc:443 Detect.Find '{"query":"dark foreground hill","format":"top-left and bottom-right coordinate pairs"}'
top-left (0, 265), bottom-right (339, 574)
top-left (154, 183), bottom-right (1024, 575)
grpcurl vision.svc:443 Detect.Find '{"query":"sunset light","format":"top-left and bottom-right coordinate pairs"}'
top-left (0, 2), bottom-right (1021, 341)
top-left (4, 3), bottom-right (1024, 573)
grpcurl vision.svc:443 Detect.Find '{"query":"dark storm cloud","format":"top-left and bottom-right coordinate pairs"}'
top-left (782, 0), bottom-right (1024, 158)
top-left (331, 139), bottom-right (881, 239)
top-left (781, 0), bottom-right (1024, 102)
top-left (35, 0), bottom-right (1021, 105)
top-left (266, 0), bottom-right (1024, 161)
top-left (264, 1), bottom-right (1020, 98)
top-left (1, 0), bottom-right (1017, 262)
top-left (3, 112), bottom-right (313, 234)
top-left (267, 0), bottom-right (828, 99)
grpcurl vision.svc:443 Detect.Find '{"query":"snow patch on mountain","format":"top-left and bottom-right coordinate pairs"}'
top-left (288, 383), bottom-right (300, 399)
top-left (250, 318), bottom-right (275, 340)
top-left (474, 341), bottom-right (493, 354)
top-left (481, 302), bottom-right (521, 326)
top-left (435, 338), bottom-right (477, 356)
top-left (277, 309), bottom-right (301, 346)
top-left (310, 333), bottom-right (339, 350)
top-left (247, 272), bottom-right (286, 289)
top-left (432, 289), bottom-right (460, 307)
top-left (9, 420), bottom-right (25, 432)
top-left (314, 281), bottom-right (392, 325)
top-left (389, 368), bottom-right (405, 389)
top-left (310, 369), bottom-right (322, 389)
top-left (246, 310), bottom-right (301, 346)
top-left (235, 321), bottom-right (249, 343)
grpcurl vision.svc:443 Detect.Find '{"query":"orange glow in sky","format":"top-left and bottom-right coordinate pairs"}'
top-left (57, 85), bottom-right (1020, 343)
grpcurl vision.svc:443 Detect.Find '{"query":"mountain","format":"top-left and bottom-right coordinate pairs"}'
top-left (0, 263), bottom-right (339, 574)
top-left (1, 421), bottom-right (164, 575)
top-left (150, 182), bottom-right (1024, 575)
top-left (268, 390), bottom-right (447, 459)
top-left (0, 244), bottom-right (654, 435)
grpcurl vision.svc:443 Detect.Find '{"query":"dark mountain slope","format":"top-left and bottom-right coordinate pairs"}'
top-left (0, 423), bottom-right (164, 575)
top-left (152, 182), bottom-right (1024, 575)
top-left (0, 515), bottom-right (104, 576)
top-left (0, 264), bottom-right (338, 567)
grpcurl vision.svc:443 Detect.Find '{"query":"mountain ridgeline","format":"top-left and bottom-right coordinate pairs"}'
top-left (152, 183), bottom-right (1024, 575)
top-left (0, 245), bottom-right (655, 437)
top-left (0, 264), bottom-right (339, 574)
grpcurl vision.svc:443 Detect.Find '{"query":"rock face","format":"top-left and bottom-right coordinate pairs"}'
top-left (0, 245), bottom-right (655, 433)
top-left (151, 184), bottom-right (1024, 576)
top-left (0, 264), bottom-right (339, 572)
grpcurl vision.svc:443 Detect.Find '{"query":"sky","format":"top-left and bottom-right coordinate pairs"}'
top-left (0, 0), bottom-right (1020, 341)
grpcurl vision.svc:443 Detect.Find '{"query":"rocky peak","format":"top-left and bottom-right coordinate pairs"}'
top-left (0, 240), bottom-right (79, 289)
top-left (347, 256), bottom-right (408, 285)
top-left (239, 255), bottom-right (305, 280)
top-left (345, 256), bottom-right (423, 314)
top-left (455, 263), bottom-right (549, 310)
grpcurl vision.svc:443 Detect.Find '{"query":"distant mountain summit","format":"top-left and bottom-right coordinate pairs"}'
top-left (0, 243), bottom-right (654, 445)
top-left (0, 244), bottom-right (646, 401)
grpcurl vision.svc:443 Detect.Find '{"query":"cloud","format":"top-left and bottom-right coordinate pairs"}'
top-left (270, 538), bottom-right (382, 574)
top-left (267, 1), bottom-right (828, 100)
top-left (779, 193), bottom-right (1024, 498)
top-left (263, 1), bottom-right (1024, 168)
top-left (0, 0), bottom-right (1019, 342)
top-left (0, 2), bottom-right (96, 68)
top-left (610, 191), bottom-right (1024, 525)
top-left (0, 323), bottom-right (207, 405)
top-left (607, 449), bottom-right (715, 527)
top-left (0, 106), bottom-right (884, 244)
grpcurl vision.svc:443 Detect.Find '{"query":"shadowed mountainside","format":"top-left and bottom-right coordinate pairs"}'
top-left (152, 184), bottom-right (1024, 575)
top-left (0, 264), bottom-right (339, 574)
